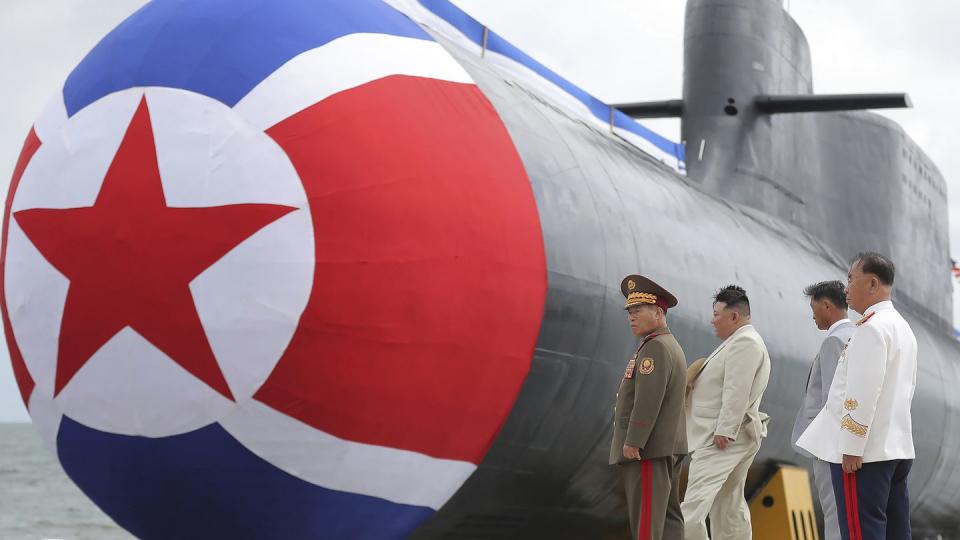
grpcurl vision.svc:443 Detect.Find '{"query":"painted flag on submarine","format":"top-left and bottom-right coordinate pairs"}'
top-left (1, 0), bottom-right (547, 538)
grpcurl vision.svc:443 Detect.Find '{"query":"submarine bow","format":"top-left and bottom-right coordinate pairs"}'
top-left (4, 0), bottom-right (960, 539)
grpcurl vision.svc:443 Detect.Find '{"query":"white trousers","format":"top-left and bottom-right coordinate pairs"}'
top-left (681, 435), bottom-right (760, 540)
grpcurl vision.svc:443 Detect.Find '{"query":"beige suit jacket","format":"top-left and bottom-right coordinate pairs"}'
top-left (686, 324), bottom-right (771, 451)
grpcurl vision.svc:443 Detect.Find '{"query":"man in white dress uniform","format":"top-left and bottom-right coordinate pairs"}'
top-left (791, 280), bottom-right (855, 540)
top-left (682, 285), bottom-right (771, 540)
top-left (797, 252), bottom-right (917, 540)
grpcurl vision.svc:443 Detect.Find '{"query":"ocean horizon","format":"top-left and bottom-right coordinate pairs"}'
top-left (0, 422), bottom-right (132, 540)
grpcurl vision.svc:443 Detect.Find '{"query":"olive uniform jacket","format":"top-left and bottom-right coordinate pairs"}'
top-left (609, 328), bottom-right (688, 464)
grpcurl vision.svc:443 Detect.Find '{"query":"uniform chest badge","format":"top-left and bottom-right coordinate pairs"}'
top-left (638, 357), bottom-right (655, 375)
top-left (845, 398), bottom-right (859, 411)
top-left (624, 358), bottom-right (637, 379)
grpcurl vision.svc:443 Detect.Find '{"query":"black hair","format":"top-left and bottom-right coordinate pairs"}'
top-left (853, 252), bottom-right (895, 286)
top-left (714, 285), bottom-right (750, 316)
top-left (804, 280), bottom-right (848, 310)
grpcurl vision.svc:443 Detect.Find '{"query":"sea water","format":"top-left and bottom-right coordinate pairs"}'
top-left (0, 423), bottom-right (131, 540)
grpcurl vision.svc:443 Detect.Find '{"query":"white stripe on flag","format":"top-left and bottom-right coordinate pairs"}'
top-left (233, 32), bottom-right (475, 131)
top-left (27, 388), bottom-right (63, 458)
top-left (220, 399), bottom-right (477, 510)
top-left (35, 93), bottom-right (68, 143)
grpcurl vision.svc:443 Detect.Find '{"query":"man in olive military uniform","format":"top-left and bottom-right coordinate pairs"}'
top-left (610, 275), bottom-right (688, 540)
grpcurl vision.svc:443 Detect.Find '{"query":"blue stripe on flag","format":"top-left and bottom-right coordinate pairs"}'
top-left (62, 0), bottom-right (429, 117)
top-left (56, 416), bottom-right (434, 540)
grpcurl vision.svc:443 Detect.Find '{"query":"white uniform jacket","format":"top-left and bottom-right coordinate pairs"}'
top-left (686, 324), bottom-right (771, 451)
top-left (797, 301), bottom-right (917, 463)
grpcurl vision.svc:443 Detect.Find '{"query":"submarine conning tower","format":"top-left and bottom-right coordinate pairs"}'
top-left (619, 0), bottom-right (951, 327)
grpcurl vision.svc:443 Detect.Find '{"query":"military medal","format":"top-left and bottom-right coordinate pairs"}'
top-left (624, 358), bottom-right (637, 379)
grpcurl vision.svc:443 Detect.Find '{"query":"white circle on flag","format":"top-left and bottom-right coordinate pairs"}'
top-left (5, 87), bottom-right (315, 437)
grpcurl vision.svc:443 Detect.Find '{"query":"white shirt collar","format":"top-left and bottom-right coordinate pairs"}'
top-left (827, 318), bottom-right (851, 336)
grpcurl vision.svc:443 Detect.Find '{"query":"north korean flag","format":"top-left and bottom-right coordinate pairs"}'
top-left (1, 0), bottom-right (547, 538)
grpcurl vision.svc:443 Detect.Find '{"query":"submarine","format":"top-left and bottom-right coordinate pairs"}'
top-left (392, 0), bottom-right (958, 538)
top-left (2, 0), bottom-right (955, 538)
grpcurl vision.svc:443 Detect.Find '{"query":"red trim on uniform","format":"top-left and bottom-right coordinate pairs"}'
top-left (639, 332), bottom-right (670, 349)
top-left (843, 473), bottom-right (854, 540)
top-left (849, 472), bottom-right (863, 540)
top-left (639, 459), bottom-right (652, 540)
top-left (843, 472), bottom-right (863, 540)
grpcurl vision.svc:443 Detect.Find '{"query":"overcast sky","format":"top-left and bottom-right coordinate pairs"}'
top-left (1, 0), bottom-right (958, 421)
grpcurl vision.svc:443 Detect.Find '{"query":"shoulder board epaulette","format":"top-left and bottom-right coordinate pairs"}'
top-left (856, 312), bottom-right (876, 327)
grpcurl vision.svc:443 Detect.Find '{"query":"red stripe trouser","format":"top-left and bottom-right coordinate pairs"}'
top-left (620, 455), bottom-right (684, 540)
top-left (830, 459), bottom-right (912, 540)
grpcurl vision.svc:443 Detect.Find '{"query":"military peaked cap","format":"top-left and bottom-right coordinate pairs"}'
top-left (620, 274), bottom-right (678, 311)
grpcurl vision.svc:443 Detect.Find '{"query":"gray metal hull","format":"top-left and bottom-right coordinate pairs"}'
top-left (408, 25), bottom-right (960, 540)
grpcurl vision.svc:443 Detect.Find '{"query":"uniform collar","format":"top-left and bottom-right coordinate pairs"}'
top-left (642, 325), bottom-right (670, 340)
top-left (863, 300), bottom-right (894, 315)
top-left (827, 318), bottom-right (851, 336)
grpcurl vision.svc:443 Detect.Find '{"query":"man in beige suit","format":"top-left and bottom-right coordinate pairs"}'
top-left (682, 285), bottom-right (771, 540)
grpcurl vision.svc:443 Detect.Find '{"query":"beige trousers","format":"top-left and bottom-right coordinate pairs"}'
top-left (681, 434), bottom-right (760, 540)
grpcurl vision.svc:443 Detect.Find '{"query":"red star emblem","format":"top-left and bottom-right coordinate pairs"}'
top-left (14, 96), bottom-right (296, 399)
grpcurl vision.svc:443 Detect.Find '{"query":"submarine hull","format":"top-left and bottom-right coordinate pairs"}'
top-left (407, 8), bottom-right (960, 540)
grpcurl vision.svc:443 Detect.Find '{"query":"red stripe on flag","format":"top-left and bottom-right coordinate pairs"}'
top-left (1, 127), bottom-right (41, 406)
top-left (639, 460), bottom-right (652, 540)
top-left (256, 75), bottom-right (547, 463)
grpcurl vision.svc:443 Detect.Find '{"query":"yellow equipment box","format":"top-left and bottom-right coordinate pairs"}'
top-left (749, 465), bottom-right (820, 540)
